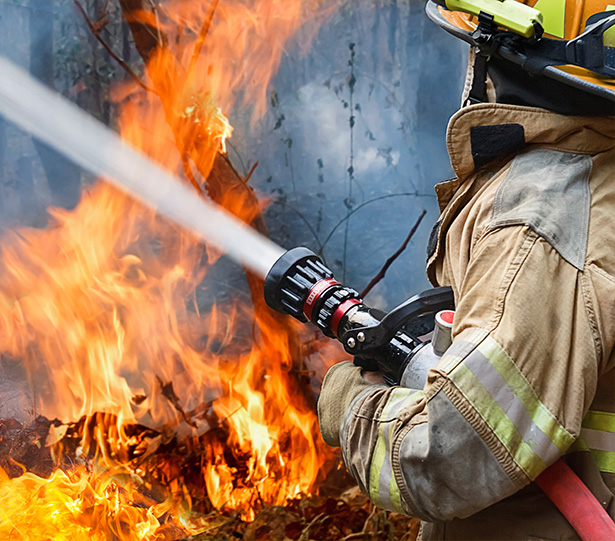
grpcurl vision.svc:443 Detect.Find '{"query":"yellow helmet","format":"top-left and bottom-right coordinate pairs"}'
top-left (426, 0), bottom-right (615, 104)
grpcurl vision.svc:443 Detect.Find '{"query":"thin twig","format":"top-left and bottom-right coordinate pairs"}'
top-left (226, 140), bottom-right (248, 176)
top-left (270, 199), bottom-right (323, 254)
top-left (148, 0), bottom-right (165, 53)
top-left (341, 532), bottom-right (367, 541)
top-left (176, 516), bottom-right (239, 540)
top-left (243, 161), bottom-right (259, 184)
top-left (186, 0), bottom-right (220, 79)
top-left (73, 0), bottom-right (157, 95)
top-left (320, 192), bottom-right (434, 254)
top-left (156, 375), bottom-right (197, 428)
top-left (299, 513), bottom-right (327, 541)
top-left (360, 209), bottom-right (427, 298)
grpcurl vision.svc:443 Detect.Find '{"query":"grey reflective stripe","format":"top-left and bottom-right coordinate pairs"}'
top-left (463, 347), bottom-right (561, 466)
top-left (582, 427), bottom-right (615, 453)
top-left (446, 331), bottom-right (575, 479)
top-left (437, 333), bottom-right (487, 374)
top-left (491, 149), bottom-right (592, 270)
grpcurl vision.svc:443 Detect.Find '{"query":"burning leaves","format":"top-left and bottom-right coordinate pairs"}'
top-left (0, 466), bottom-right (170, 540)
top-left (0, 426), bottom-right (418, 541)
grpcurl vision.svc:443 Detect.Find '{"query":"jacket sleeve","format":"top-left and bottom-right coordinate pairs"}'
top-left (317, 225), bottom-right (596, 522)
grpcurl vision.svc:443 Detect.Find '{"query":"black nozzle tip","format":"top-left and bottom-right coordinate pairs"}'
top-left (264, 247), bottom-right (319, 317)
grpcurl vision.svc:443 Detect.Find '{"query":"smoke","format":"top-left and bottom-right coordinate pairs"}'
top-left (0, 0), bottom-right (118, 229)
top-left (232, 0), bottom-right (468, 308)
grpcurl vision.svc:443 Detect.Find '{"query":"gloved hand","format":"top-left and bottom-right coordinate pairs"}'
top-left (317, 361), bottom-right (384, 447)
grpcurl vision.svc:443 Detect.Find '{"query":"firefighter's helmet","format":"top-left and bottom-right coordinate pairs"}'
top-left (426, 0), bottom-right (615, 103)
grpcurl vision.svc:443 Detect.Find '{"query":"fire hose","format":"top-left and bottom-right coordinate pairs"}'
top-left (264, 247), bottom-right (615, 541)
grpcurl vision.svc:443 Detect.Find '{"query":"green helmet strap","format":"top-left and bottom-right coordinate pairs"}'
top-left (467, 52), bottom-right (489, 105)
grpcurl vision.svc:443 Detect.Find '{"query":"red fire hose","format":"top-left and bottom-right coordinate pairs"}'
top-left (535, 458), bottom-right (615, 541)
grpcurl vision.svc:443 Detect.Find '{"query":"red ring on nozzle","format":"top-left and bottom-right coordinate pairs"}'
top-left (331, 298), bottom-right (361, 337)
top-left (303, 278), bottom-right (339, 321)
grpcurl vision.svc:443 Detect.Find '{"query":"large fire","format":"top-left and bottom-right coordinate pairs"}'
top-left (0, 0), bottom-right (343, 537)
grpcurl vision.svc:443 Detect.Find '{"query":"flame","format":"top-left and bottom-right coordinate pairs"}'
top-left (0, 465), bottom-right (173, 540)
top-left (0, 0), bottom-right (342, 536)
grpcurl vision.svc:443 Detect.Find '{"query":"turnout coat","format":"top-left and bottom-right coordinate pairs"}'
top-left (317, 102), bottom-right (615, 540)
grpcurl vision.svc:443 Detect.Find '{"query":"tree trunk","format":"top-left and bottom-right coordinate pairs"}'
top-left (28, 0), bottom-right (81, 210)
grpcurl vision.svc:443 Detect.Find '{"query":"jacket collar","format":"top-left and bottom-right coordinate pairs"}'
top-left (446, 103), bottom-right (615, 179)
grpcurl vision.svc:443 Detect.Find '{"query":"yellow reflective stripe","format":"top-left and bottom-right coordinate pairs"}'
top-left (568, 433), bottom-right (615, 473)
top-left (590, 450), bottom-right (615, 474)
top-left (369, 429), bottom-right (387, 506)
top-left (583, 410), bottom-right (615, 433)
top-left (450, 364), bottom-right (547, 479)
top-left (581, 410), bottom-right (615, 474)
top-left (448, 333), bottom-right (574, 480)
top-left (368, 388), bottom-right (422, 513)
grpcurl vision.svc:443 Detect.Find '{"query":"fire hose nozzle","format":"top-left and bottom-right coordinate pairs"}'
top-left (264, 247), bottom-right (455, 384)
top-left (264, 247), bottom-right (332, 322)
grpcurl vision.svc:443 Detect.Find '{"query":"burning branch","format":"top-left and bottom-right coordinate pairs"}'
top-left (114, 0), bottom-right (303, 368)
top-left (116, 0), bottom-right (268, 228)
top-left (187, 0), bottom-right (221, 80)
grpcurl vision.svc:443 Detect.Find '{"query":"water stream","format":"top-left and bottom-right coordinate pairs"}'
top-left (0, 57), bottom-right (285, 279)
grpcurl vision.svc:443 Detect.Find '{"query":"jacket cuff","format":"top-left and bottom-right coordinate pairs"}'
top-left (317, 361), bottom-right (372, 447)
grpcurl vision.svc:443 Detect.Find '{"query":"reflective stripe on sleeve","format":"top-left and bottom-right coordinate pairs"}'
top-left (445, 331), bottom-right (575, 480)
top-left (368, 388), bottom-right (424, 513)
top-left (582, 410), bottom-right (615, 474)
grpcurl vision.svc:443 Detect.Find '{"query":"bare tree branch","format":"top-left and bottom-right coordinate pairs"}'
top-left (243, 161), bottom-right (259, 184)
top-left (360, 209), bottom-right (427, 299)
top-left (73, 0), bottom-right (157, 95)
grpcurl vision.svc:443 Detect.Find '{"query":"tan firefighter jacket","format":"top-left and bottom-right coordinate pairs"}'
top-left (317, 103), bottom-right (615, 540)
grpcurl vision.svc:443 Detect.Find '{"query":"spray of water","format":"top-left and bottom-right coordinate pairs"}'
top-left (0, 57), bottom-right (285, 278)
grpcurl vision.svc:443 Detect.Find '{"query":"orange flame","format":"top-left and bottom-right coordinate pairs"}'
top-left (0, 0), bottom-right (342, 535)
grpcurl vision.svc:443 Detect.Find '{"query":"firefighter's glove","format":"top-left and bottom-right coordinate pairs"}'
top-left (317, 361), bottom-right (375, 447)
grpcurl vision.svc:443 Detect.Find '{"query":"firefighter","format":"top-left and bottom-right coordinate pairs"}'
top-left (316, 1), bottom-right (615, 538)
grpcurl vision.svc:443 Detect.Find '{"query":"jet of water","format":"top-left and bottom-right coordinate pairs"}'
top-left (0, 57), bottom-right (284, 279)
